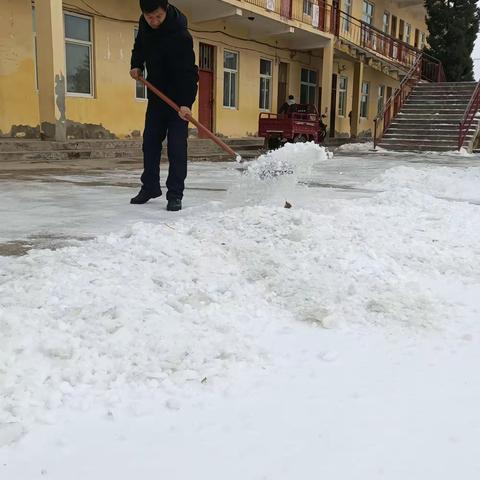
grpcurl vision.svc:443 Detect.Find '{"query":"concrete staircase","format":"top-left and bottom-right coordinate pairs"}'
top-left (0, 137), bottom-right (264, 163)
top-left (379, 82), bottom-right (479, 152)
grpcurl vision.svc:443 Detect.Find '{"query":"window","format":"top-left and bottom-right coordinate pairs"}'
top-left (377, 85), bottom-right (385, 115)
top-left (382, 12), bottom-right (390, 34)
top-left (32, 6), bottom-right (39, 90)
top-left (134, 28), bottom-right (147, 100)
top-left (338, 76), bottom-right (348, 116)
top-left (259, 59), bottom-right (272, 110)
top-left (420, 32), bottom-right (426, 50)
top-left (362, 1), bottom-right (374, 25)
top-left (342, 0), bottom-right (352, 33)
top-left (223, 50), bottom-right (238, 108)
top-left (362, 1), bottom-right (375, 46)
top-left (404, 23), bottom-right (412, 45)
top-left (300, 68), bottom-right (317, 104)
top-left (303, 0), bottom-right (313, 16)
top-left (64, 13), bottom-right (93, 95)
top-left (360, 81), bottom-right (369, 118)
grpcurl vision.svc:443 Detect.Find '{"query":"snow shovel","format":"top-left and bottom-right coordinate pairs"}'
top-left (139, 78), bottom-right (242, 162)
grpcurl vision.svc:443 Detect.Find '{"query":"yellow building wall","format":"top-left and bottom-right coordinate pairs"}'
top-left (190, 23), bottom-right (320, 138)
top-left (348, 0), bottom-right (427, 47)
top-left (332, 58), bottom-right (399, 137)
top-left (0, 0), bottom-right (39, 137)
top-left (64, 0), bottom-right (148, 138)
top-left (0, 0), bottom-right (427, 140)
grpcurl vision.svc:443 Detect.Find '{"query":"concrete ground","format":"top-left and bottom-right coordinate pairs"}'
top-left (1, 148), bottom-right (479, 256)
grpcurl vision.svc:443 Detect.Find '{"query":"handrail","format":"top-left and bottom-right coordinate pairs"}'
top-left (239, 0), bottom-right (429, 71)
top-left (458, 81), bottom-right (480, 150)
top-left (373, 53), bottom-right (445, 149)
top-left (337, 10), bottom-right (420, 70)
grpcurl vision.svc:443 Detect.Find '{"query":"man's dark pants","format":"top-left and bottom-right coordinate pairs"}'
top-left (141, 100), bottom-right (188, 201)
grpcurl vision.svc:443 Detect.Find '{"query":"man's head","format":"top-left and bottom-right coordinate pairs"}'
top-left (140, 0), bottom-right (169, 29)
top-left (288, 95), bottom-right (294, 100)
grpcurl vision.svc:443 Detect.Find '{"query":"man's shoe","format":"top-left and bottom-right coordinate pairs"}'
top-left (167, 199), bottom-right (182, 211)
top-left (130, 189), bottom-right (161, 205)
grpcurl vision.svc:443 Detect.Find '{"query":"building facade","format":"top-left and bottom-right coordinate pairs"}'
top-left (0, 0), bottom-right (427, 140)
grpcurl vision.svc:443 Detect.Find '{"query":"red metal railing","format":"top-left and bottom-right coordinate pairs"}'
top-left (458, 81), bottom-right (480, 150)
top-left (373, 53), bottom-right (446, 149)
top-left (239, 0), bottom-right (335, 34)
top-left (239, 1), bottom-right (423, 71)
top-left (337, 10), bottom-right (419, 70)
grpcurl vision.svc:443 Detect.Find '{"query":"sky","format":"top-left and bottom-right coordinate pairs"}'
top-left (474, 37), bottom-right (480, 80)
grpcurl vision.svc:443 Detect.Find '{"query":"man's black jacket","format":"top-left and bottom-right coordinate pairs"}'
top-left (131, 5), bottom-right (199, 108)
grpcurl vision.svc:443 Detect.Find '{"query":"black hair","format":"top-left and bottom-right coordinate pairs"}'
top-left (288, 95), bottom-right (294, 100)
top-left (140, 0), bottom-right (168, 13)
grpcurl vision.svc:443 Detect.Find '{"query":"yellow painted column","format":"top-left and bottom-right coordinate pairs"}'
top-left (36, 0), bottom-right (66, 141)
top-left (351, 61), bottom-right (364, 138)
top-left (321, 40), bottom-right (334, 118)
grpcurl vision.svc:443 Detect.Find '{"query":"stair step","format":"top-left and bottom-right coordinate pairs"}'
top-left (400, 109), bottom-right (466, 114)
top-left (379, 145), bottom-right (458, 152)
top-left (387, 125), bottom-right (474, 132)
top-left (382, 137), bottom-right (458, 146)
top-left (0, 138), bottom-right (264, 153)
top-left (397, 114), bottom-right (464, 119)
top-left (382, 133), bottom-right (470, 141)
top-left (408, 94), bottom-right (473, 99)
top-left (403, 102), bottom-right (469, 107)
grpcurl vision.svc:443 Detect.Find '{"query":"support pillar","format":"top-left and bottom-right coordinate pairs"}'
top-left (36, 0), bottom-right (67, 141)
top-left (351, 61), bottom-right (364, 138)
top-left (321, 40), bottom-right (334, 118)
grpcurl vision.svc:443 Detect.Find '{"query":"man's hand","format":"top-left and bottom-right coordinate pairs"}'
top-left (178, 106), bottom-right (192, 121)
top-left (130, 68), bottom-right (143, 80)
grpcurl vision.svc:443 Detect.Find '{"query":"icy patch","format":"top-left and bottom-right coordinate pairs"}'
top-left (367, 165), bottom-right (480, 201)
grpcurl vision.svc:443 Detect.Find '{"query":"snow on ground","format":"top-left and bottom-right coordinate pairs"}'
top-left (367, 164), bottom-right (480, 201)
top-left (1, 144), bottom-right (480, 479)
top-left (334, 140), bottom-right (384, 153)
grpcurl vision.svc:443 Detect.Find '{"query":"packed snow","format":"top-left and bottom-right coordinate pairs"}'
top-left (367, 164), bottom-right (480, 201)
top-left (1, 143), bottom-right (480, 479)
top-left (334, 140), bottom-right (384, 152)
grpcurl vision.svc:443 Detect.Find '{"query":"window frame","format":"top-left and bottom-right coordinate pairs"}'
top-left (223, 49), bottom-right (239, 109)
top-left (362, 0), bottom-right (374, 25)
top-left (303, 0), bottom-right (313, 16)
top-left (420, 32), bottom-right (426, 50)
top-left (64, 11), bottom-right (94, 98)
top-left (382, 11), bottom-right (390, 34)
top-left (360, 81), bottom-right (370, 119)
top-left (338, 76), bottom-right (348, 117)
top-left (300, 68), bottom-right (318, 105)
top-left (404, 22), bottom-right (412, 45)
top-left (377, 84), bottom-right (385, 115)
top-left (259, 58), bottom-right (273, 111)
top-left (342, 0), bottom-right (353, 33)
top-left (133, 27), bottom-right (147, 101)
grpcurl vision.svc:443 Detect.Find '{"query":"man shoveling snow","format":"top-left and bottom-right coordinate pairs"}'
top-left (129, 0), bottom-right (199, 211)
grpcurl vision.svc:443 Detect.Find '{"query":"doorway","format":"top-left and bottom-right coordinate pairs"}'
top-left (198, 43), bottom-right (215, 137)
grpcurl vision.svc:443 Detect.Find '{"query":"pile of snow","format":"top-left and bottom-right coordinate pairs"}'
top-left (228, 142), bottom-right (330, 206)
top-left (367, 165), bottom-right (480, 200)
top-left (245, 141), bottom-right (330, 180)
top-left (335, 141), bottom-right (384, 153)
top-left (1, 143), bottom-right (480, 433)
